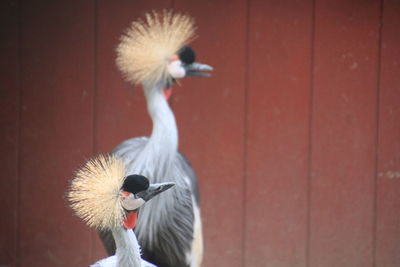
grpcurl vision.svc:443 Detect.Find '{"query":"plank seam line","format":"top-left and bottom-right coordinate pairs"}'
top-left (91, 0), bottom-right (98, 262)
top-left (16, 0), bottom-right (22, 266)
top-left (241, 0), bottom-right (251, 266)
top-left (306, 0), bottom-right (316, 266)
top-left (372, 1), bottom-right (384, 266)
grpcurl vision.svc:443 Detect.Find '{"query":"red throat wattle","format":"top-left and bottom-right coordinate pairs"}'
top-left (123, 212), bottom-right (137, 229)
top-left (163, 87), bottom-right (173, 100)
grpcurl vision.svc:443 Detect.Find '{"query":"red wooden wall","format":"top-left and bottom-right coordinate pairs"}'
top-left (1, 0), bottom-right (399, 266)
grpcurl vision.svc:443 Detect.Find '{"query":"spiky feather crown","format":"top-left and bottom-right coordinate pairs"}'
top-left (116, 10), bottom-right (196, 86)
top-left (67, 154), bottom-right (127, 230)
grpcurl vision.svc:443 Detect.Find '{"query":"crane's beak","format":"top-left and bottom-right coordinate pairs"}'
top-left (185, 62), bottom-right (213, 77)
top-left (136, 182), bottom-right (175, 202)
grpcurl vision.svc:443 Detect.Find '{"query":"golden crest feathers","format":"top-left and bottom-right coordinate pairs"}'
top-left (67, 154), bottom-right (126, 230)
top-left (116, 10), bottom-right (196, 86)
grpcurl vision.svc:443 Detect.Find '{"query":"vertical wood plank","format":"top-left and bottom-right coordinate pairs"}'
top-left (19, 1), bottom-right (94, 265)
top-left (0, 0), bottom-right (18, 266)
top-left (94, 0), bottom-right (171, 260)
top-left (245, 0), bottom-right (313, 266)
top-left (376, 0), bottom-right (400, 266)
top-left (310, 1), bottom-right (380, 266)
top-left (173, 1), bottom-right (246, 266)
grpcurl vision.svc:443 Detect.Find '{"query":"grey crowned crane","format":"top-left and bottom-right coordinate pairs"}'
top-left (68, 154), bottom-right (175, 267)
top-left (99, 11), bottom-right (212, 267)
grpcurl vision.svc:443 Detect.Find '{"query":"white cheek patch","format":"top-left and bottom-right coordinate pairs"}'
top-left (167, 60), bottom-right (186, 79)
top-left (121, 193), bottom-right (145, 211)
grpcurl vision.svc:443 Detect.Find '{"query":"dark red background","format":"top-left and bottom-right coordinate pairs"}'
top-left (1, 0), bottom-right (399, 266)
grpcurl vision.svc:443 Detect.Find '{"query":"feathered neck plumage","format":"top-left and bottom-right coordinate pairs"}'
top-left (113, 227), bottom-right (142, 267)
top-left (133, 82), bottom-right (178, 181)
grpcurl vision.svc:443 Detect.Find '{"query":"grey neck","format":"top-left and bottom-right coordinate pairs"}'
top-left (133, 82), bottom-right (178, 181)
top-left (112, 227), bottom-right (142, 267)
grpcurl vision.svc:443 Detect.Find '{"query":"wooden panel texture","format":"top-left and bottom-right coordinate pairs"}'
top-left (246, 0), bottom-right (312, 266)
top-left (376, 0), bottom-right (400, 266)
top-left (0, 1), bottom-right (19, 266)
top-left (310, 0), bottom-right (380, 266)
top-left (18, 1), bottom-right (94, 265)
top-left (1, 0), bottom-right (400, 267)
top-left (174, 1), bottom-right (246, 266)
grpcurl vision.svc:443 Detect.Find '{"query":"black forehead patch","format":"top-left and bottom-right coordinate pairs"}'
top-left (122, 174), bottom-right (149, 194)
top-left (178, 46), bottom-right (196, 64)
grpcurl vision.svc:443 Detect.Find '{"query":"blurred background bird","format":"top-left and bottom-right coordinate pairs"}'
top-left (98, 10), bottom-right (213, 267)
top-left (68, 154), bottom-right (175, 267)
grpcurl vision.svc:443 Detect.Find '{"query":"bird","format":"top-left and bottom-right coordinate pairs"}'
top-left (67, 154), bottom-right (175, 267)
top-left (99, 10), bottom-right (212, 267)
